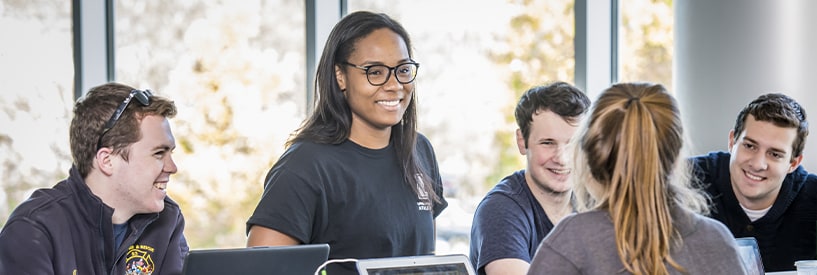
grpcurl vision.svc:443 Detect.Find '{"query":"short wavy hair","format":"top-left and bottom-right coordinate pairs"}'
top-left (70, 82), bottom-right (177, 177)
top-left (733, 93), bottom-right (809, 160)
top-left (514, 81), bottom-right (590, 147)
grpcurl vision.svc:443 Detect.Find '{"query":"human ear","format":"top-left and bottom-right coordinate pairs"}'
top-left (335, 65), bottom-right (347, 91)
top-left (95, 148), bottom-right (115, 176)
top-left (516, 129), bottom-right (527, 155)
top-left (788, 154), bottom-right (804, 173)
top-left (727, 129), bottom-right (736, 150)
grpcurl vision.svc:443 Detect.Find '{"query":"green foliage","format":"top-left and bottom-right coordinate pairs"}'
top-left (485, 0), bottom-right (575, 189)
top-left (0, 0), bottom-right (73, 228)
top-left (618, 0), bottom-right (674, 91)
top-left (113, 0), bottom-right (306, 249)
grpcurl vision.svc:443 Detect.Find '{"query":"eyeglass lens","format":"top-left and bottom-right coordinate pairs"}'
top-left (366, 63), bottom-right (418, 85)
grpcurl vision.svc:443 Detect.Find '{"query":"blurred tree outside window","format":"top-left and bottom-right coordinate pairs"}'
top-left (484, 0), bottom-right (576, 192)
top-left (0, 0), bottom-right (73, 228)
top-left (114, 0), bottom-right (306, 248)
top-left (618, 0), bottom-right (674, 92)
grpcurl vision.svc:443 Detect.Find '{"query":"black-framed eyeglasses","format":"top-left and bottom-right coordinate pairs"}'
top-left (96, 89), bottom-right (152, 150)
top-left (342, 61), bottom-right (420, 86)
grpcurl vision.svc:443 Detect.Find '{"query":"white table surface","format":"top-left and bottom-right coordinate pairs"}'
top-left (765, 271), bottom-right (796, 275)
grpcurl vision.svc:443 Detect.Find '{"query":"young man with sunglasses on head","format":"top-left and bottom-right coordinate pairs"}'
top-left (691, 93), bottom-right (817, 272)
top-left (0, 83), bottom-right (189, 274)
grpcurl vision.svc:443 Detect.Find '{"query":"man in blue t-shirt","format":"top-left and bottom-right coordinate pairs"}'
top-left (691, 93), bottom-right (817, 272)
top-left (469, 82), bottom-right (590, 275)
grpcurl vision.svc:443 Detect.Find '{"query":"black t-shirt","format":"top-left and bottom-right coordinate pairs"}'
top-left (247, 134), bottom-right (447, 275)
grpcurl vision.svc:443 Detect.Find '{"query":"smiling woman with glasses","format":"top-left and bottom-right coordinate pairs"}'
top-left (247, 11), bottom-right (447, 275)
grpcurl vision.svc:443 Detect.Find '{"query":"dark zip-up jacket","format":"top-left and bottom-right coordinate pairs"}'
top-left (0, 167), bottom-right (189, 274)
top-left (692, 152), bottom-right (817, 272)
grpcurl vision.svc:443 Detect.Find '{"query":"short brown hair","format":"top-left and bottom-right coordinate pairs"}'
top-left (70, 82), bottom-right (177, 177)
top-left (733, 93), bottom-right (809, 159)
top-left (514, 82), bottom-right (590, 147)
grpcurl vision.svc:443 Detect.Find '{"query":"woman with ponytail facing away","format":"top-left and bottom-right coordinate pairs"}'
top-left (527, 83), bottom-right (746, 275)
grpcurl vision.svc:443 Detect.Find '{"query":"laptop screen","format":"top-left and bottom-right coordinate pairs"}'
top-left (735, 237), bottom-right (764, 275)
top-left (182, 244), bottom-right (330, 275)
top-left (356, 254), bottom-right (475, 275)
top-left (362, 263), bottom-right (470, 275)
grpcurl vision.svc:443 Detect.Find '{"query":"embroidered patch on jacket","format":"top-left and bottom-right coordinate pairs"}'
top-left (126, 244), bottom-right (156, 275)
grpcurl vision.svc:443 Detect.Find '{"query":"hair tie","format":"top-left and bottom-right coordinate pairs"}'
top-left (625, 96), bottom-right (640, 108)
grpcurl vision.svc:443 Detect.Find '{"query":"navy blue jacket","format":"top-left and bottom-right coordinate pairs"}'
top-left (692, 152), bottom-right (817, 272)
top-left (0, 167), bottom-right (189, 274)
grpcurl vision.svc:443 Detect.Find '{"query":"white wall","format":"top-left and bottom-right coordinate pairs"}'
top-left (675, 0), bottom-right (817, 171)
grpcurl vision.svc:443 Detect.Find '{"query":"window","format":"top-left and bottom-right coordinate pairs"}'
top-left (0, 0), bottom-right (73, 227)
top-left (617, 0), bottom-right (674, 91)
top-left (114, 0), bottom-right (307, 248)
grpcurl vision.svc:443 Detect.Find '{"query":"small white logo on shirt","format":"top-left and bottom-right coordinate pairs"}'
top-left (416, 174), bottom-right (432, 211)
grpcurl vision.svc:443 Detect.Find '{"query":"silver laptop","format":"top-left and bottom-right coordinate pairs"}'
top-left (182, 244), bottom-right (330, 275)
top-left (356, 254), bottom-right (475, 275)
